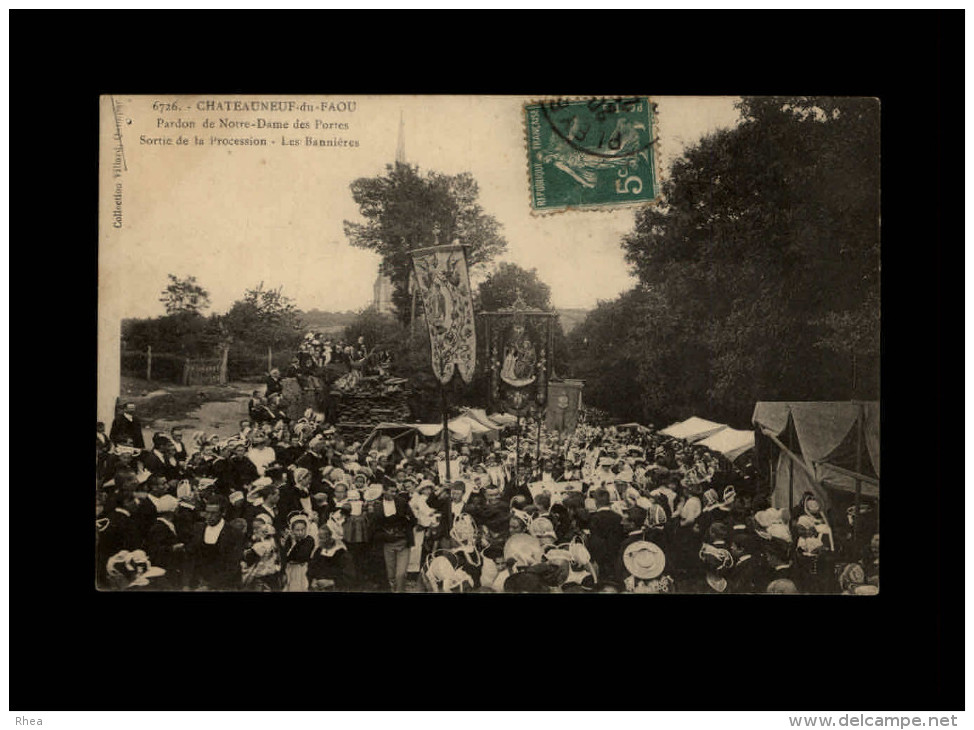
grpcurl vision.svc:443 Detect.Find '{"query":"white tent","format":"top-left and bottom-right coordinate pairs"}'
top-left (659, 416), bottom-right (727, 443)
top-left (697, 427), bottom-right (755, 461)
top-left (488, 412), bottom-right (518, 427)
top-left (462, 408), bottom-right (506, 431)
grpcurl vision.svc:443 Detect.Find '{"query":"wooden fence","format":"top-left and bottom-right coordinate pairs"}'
top-left (121, 347), bottom-right (228, 386)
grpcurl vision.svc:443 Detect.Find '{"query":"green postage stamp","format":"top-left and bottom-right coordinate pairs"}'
top-left (525, 97), bottom-right (659, 213)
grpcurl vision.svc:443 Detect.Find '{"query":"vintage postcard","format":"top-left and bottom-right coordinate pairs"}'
top-left (98, 95), bottom-right (879, 595)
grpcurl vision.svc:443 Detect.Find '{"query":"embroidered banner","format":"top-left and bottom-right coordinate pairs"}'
top-left (546, 380), bottom-right (584, 435)
top-left (411, 244), bottom-right (477, 384)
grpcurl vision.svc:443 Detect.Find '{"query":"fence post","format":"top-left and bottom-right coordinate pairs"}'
top-left (146, 345), bottom-right (152, 381)
top-left (267, 345), bottom-right (273, 372)
top-left (182, 359), bottom-right (191, 386)
top-left (220, 346), bottom-right (229, 385)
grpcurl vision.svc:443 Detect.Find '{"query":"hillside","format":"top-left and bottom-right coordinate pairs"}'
top-left (299, 309), bottom-right (359, 334)
top-left (555, 308), bottom-right (591, 334)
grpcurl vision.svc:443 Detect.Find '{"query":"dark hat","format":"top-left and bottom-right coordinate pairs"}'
top-left (503, 571), bottom-right (547, 593)
top-left (707, 521), bottom-right (730, 545)
top-left (484, 544), bottom-right (505, 560)
top-left (265, 461), bottom-right (286, 477)
top-left (627, 506), bottom-right (648, 527)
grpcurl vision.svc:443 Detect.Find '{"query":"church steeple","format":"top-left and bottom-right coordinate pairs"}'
top-left (395, 110), bottom-right (406, 165)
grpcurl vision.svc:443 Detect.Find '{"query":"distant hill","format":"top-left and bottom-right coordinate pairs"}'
top-left (299, 309), bottom-right (358, 334)
top-left (297, 308), bottom-right (590, 337)
top-left (555, 308), bottom-right (591, 334)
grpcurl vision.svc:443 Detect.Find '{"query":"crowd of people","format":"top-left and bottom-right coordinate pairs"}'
top-left (96, 376), bottom-right (879, 594)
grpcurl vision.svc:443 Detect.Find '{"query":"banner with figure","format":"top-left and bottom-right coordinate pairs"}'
top-left (546, 380), bottom-right (584, 434)
top-left (411, 244), bottom-right (477, 384)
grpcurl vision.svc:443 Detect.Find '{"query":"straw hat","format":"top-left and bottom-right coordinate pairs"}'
top-left (503, 533), bottom-right (543, 568)
top-left (363, 484), bottom-right (384, 502)
top-left (622, 541), bottom-right (666, 580)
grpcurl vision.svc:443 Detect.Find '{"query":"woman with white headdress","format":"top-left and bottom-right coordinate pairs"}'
top-left (281, 512), bottom-right (315, 592)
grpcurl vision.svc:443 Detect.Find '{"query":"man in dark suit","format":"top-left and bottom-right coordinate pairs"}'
top-left (185, 495), bottom-right (246, 590)
top-left (295, 439), bottom-right (328, 491)
top-left (727, 532), bottom-right (767, 594)
top-left (762, 536), bottom-right (797, 591)
top-left (587, 488), bottom-right (625, 583)
top-left (140, 436), bottom-right (181, 480)
top-left (214, 444), bottom-right (259, 496)
top-left (134, 473), bottom-right (170, 538)
top-left (170, 428), bottom-right (189, 467)
top-left (265, 368), bottom-right (283, 397)
top-left (110, 402), bottom-right (145, 450)
top-left (144, 495), bottom-right (186, 589)
top-left (96, 487), bottom-right (144, 587)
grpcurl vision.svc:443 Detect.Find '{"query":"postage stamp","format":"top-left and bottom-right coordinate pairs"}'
top-left (525, 96), bottom-right (660, 213)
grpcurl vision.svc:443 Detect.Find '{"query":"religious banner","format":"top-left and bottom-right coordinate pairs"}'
top-left (410, 244), bottom-right (477, 384)
top-left (481, 298), bottom-right (557, 415)
top-left (546, 380), bottom-right (584, 435)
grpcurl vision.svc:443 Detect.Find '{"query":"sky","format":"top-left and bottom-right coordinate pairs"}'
top-left (103, 95), bottom-right (741, 319)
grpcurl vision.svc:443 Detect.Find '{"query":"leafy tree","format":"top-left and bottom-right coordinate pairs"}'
top-left (344, 163), bottom-right (507, 324)
top-left (224, 282), bottom-right (303, 366)
top-left (159, 274), bottom-right (210, 316)
top-left (477, 262), bottom-right (552, 312)
top-left (122, 312), bottom-right (225, 357)
top-left (568, 96), bottom-right (880, 426)
top-left (343, 306), bottom-right (401, 349)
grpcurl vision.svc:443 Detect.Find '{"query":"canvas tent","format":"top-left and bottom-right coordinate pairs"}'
top-left (752, 401), bottom-right (879, 517)
top-left (697, 427), bottom-right (755, 462)
top-left (360, 412), bottom-right (510, 459)
top-left (659, 416), bottom-right (728, 443)
top-left (615, 422), bottom-right (653, 433)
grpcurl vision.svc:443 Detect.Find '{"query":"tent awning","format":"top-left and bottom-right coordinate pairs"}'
top-left (462, 408), bottom-right (507, 431)
top-left (752, 401), bottom-right (879, 480)
top-left (660, 416), bottom-right (727, 443)
top-left (697, 427), bottom-right (755, 461)
top-left (488, 413), bottom-right (518, 426)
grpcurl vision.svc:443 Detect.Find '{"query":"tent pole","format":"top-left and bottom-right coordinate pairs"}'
top-left (535, 415), bottom-right (542, 472)
top-left (787, 419), bottom-right (795, 515)
top-left (441, 382), bottom-right (451, 482)
top-left (515, 412), bottom-right (521, 488)
top-left (854, 403), bottom-right (863, 546)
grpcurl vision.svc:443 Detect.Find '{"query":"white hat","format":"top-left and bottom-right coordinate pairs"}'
top-left (623, 541), bottom-right (666, 580)
top-left (503, 533), bottom-right (543, 568)
top-left (155, 495), bottom-right (179, 514)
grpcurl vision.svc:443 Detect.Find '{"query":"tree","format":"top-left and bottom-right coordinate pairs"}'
top-left (224, 282), bottom-right (303, 368)
top-left (344, 163), bottom-right (508, 324)
top-left (569, 96), bottom-right (880, 425)
top-left (477, 262), bottom-right (553, 312)
top-left (159, 274), bottom-right (210, 316)
top-left (343, 306), bottom-right (401, 349)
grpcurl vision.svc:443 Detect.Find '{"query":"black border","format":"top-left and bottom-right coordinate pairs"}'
top-left (9, 9), bottom-right (963, 711)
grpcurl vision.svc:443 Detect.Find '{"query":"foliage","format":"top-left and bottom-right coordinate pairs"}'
top-left (224, 282), bottom-right (303, 353)
top-left (477, 262), bottom-right (552, 311)
top-left (342, 306), bottom-right (402, 349)
top-left (122, 312), bottom-right (225, 358)
top-left (344, 163), bottom-right (507, 324)
top-left (159, 274), bottom-right (211, 316)
top-left (120, 350), bottom-right (187, 384)
top-left (567, 96), bottom-right (881, 426)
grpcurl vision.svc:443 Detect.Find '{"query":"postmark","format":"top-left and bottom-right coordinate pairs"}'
top-left (525, 96), bottom-right (660, 213)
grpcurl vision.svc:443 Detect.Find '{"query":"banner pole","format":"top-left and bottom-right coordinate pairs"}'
top-left (515, 411), bottom-right (521, 488)
top-left (441, 381), bottom-right (451, 482)
top-left (535, 415), bottom-right (542, 473)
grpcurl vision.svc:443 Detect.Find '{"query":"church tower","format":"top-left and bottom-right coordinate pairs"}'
top-left (371, 111), bottom-right (405, 315)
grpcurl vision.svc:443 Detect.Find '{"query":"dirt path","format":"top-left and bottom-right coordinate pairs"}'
top-left (122, 378), bottom-right (256, 446)
top-left (146, 396), bottom-right (252, 444)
